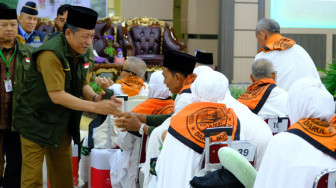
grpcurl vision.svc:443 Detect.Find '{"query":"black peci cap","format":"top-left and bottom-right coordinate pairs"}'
top-left (163, 50), bottom-right (196, 75)
top-left (0, 8), bottom-right (17, 20)
top-left (66, 6), bottom-right (98, 30)
top-left (195, 51), bottom-right (213, 65)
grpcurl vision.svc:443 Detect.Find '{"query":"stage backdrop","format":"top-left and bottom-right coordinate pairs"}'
top-left (12, 0), bottom-right (107, 19)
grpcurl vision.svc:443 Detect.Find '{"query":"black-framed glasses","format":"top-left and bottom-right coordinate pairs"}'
top-left (121, 66), bottom-right (137, 76)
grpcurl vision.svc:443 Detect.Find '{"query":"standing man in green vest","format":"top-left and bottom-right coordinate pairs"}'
top-left (0, 5), bottom-right (34, 188)
top-left (13, 6), bottom-right (121, 188)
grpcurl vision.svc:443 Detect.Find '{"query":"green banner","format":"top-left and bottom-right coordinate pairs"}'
top-left (1, 0), bottom-right (18, 9)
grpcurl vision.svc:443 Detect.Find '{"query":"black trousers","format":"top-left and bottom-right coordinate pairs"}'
top-left (3, 131), bottom-right (21, 188)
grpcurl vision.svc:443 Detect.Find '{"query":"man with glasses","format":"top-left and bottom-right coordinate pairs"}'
top-left (238, 58), bottom-right (288, 120)
top-left (0, 4), bottom-right (34, 188)
top-left (95, 56), bottom-right (148, 97)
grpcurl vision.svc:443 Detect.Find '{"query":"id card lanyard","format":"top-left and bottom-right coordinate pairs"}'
top-left (0, 47), bottom-right (16, 80)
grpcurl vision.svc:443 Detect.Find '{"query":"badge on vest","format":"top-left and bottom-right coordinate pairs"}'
top-left (84, 63), bottom-right (89, 69)
top-left (25, 57), bottom-right (30, 63)
top-left (33, 36), bottom-right (41, 43)
top-left (4, 79), bottom-right (12, 92)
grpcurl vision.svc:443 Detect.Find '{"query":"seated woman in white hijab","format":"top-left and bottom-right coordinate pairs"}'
top-left (150, 71), bottom-right (240, 188)
top-left (254, 77), bottom-right (336, 188)
top-left (221, 91), bottom-right (272, 170)
top-left (193, 65), bottom-right (273, 170)
top-left (113, 71), bottom-right (174, 188)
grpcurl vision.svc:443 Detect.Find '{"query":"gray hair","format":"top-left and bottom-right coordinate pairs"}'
top-left (63, 23), bottom-right (80, 34)
top-left (256, 18), bottom-right (280, 34)
top-left (252, 58), bottom-right (275, 80)
top-left (126, 56), bottom-right (147, 77)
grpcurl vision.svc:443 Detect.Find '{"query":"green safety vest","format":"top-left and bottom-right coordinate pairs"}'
top-left (11, 40), bottom-right (33, 125)
top-left (13, 33), bottom-right (90, 148)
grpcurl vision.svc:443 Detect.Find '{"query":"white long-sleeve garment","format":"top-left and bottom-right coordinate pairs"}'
top-left (257, 85), bottom-right (288, 120)
top-left (255, 44), bottom-right (320, 91)
top-left (254, 132), bottom-right (336, 188)
top-left (152, 71), bottom-right (247, 188)
top-left (222, 93), bottom-right (273, 170)
top-left (254, 77), bottom-right (336, 188)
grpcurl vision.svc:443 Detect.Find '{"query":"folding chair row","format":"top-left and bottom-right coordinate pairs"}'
top-left (203, 127), bottom-right (257, 173)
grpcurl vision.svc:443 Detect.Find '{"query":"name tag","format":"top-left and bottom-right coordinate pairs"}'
top-left (268, 117), bottom-right (289, 134)
top-left (230, 141), bottom-right (256, 162)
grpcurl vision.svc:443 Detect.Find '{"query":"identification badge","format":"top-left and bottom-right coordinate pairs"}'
top-left (231, 141), bottom-right (257, 162)
top-left (4, 79), bottom-right (12, 92)
top-left (84, 63), bottom-right (89, 69)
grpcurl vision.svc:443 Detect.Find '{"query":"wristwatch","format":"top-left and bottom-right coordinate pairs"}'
top-left (139, 123), bottom-right (146, 135)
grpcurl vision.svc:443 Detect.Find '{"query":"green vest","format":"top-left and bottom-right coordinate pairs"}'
top-left (13, 33), bottom-right (89, 148)
top-left (12, 40), bottom-right (34, 123)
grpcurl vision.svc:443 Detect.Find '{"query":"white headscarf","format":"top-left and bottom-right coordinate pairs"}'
top-left (287, 77), bottom-right (335, 123)
top-left (147, 71), bottom-right (172, 99)
top-left (193, 65), bottom-right (213, 76)
top-left (190, 71), bottom-right (228, 103)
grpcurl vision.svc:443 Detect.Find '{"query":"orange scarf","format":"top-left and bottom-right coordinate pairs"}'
top-left (238, 78), bottom-right (276, 114)
top-left (151, 101), bottom-right (174, 115)
top-left (179, 73), bottom-right (197, 94)
top-left (288, 118), bottom-right (336, 159)
top-left (117, 76), bottom-right (145, 97)
top-left (168, 102), bottom-right (240, 154)
top-left (258, 33), bottom-right (296, 53)
top-left (131, 98), bottom-right (174, 115)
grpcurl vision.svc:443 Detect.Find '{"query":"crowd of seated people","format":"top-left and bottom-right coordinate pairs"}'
top-left (1, 1), bottom-right (335, 188)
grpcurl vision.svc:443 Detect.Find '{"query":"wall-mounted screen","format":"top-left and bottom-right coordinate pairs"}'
top-left (271, 0), bottom-right (336, 28)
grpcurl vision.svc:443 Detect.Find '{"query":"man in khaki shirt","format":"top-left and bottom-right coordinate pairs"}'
top-left (14, 6), bottom-right (122, 188)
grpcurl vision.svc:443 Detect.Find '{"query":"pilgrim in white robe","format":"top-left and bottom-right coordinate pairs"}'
top-left (255, 44), bottom-right (320, 91)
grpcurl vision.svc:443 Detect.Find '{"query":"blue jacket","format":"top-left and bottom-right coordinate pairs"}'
top-left (18, 27), bottom-right (46, 44)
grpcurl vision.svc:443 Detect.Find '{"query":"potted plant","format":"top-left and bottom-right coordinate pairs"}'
top-left (318, 55), bottom-right (336, 100)
top-left (103, 34), bottom-right (115, 63)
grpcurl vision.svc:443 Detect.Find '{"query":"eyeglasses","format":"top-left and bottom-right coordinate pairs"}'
top-left (121, 66), bottom-right (137, 76)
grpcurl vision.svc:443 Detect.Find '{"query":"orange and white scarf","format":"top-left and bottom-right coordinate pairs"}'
top-left (168, 102), bottom-right (240, 154)
top-left (238, 78), bottom-right (276, 114)
top-left (258, 33), bottom-right (296, 53)
top-left (117, 76), bottom-right (145, 97)
top-left (287, 118), bottom-right (336, 159)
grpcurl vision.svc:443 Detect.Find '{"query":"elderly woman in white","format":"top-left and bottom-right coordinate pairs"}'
top-left (149, 71), bottom-right (232, 188)
top-left (254, 77), bottom-right (336, 188)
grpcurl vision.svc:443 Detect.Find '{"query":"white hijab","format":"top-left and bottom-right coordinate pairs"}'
top-left (147, 71), bottom-right (172, 99)
top-left (287, 77), bottom-right (335, 123)
top-left (190, 71), bottom-right (228, 103)
top-left (193, 65), bottom-right (213, 76)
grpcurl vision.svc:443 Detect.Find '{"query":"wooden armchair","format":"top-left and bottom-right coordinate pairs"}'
top-left (36, 18), bottom-right (55, 36)
top-left (123, 17), bottom-right (186, 67)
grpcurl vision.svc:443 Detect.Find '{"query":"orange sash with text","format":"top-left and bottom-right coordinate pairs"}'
top-left (238, 78), bottom-right (276, 114)
top-left (117, 76), bottom-right (145, 97)
top-left (258, 33), bottom-right (296, 53)
top-left (131, 98), bottom-right (174, 115)
top-left (168, 102), bottom-right (240, 154)
top-left (287, 118), bottom-right (336, 159)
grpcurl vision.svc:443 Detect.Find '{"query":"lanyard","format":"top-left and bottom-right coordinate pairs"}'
top-left (0, 47), bottom-right (16, 78)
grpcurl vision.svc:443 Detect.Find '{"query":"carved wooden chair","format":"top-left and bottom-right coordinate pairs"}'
top-left (123, 17), bottom-right (186, 69)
